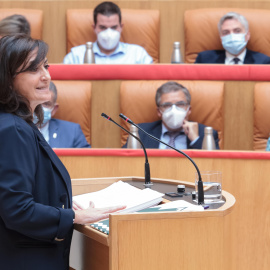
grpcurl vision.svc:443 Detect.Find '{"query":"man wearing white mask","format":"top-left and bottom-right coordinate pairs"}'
top-left (195, 12), bottom-right (270, 64)
top-left (123, 82), bottom-right (219, 149)
top-left (63, 1), bottom-right (153, 64)
top-left (35, 82), bottom-right (91, 148)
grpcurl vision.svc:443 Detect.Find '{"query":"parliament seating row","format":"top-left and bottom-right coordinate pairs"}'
top-left (53, 80), bottom-right (270, 151)
top-left (184, 8), bottom-right (270, 63)
top-left (66, 9), bottom-right (160, 63)
top-left (2, 8), bottom-right (270, 63)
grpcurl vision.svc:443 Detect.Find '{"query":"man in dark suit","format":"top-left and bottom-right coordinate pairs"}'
top-left (38, 82), bottom-right (91, 148)
top-left (124, 81), bottom-right (219, 149)
top-left (195, 12), bottom-right (270, 64)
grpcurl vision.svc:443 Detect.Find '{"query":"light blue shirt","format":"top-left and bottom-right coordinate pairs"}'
top-left (39, 123), bottom-right (49, 143)
top-left (159, 123), bottom-right (199, 150)
top-left (63, 41), bottom-right (153, 64)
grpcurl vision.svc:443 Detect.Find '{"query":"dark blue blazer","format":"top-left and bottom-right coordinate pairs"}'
top-left (0, 112), bottom-right (74, 270)
top-left (195, 49), bottom-right (270, 64)
top-left (49, 119), bottom-right (90, 148)
top-left (123, 120), bottom-right (219, 149)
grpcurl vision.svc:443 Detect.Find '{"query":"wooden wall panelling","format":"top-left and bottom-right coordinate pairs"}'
top-left (91, 80), bottom-right (121, 148)
top-left (223, 81), bottom-right (255, 150)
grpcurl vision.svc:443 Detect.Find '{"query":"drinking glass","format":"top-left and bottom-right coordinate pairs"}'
top-left (195, 171), bottom-right (223, 203)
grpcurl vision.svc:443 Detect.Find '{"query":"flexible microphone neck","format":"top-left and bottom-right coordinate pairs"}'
top-left (119, 113), bottom-right (204, 204)
top-left (101, 113), bottom-right (152, 187)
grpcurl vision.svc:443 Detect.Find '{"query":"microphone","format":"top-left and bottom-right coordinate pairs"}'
top-left (119, 113), bottom-right (204, 204)
top-left (101, 113), bottom-right (152, 188)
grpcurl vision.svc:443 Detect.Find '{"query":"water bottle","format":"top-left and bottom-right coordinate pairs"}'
top-left (266, 135), bottom-right (270, 151)
top-left (171, 41), bottom-right (182, 64)
top-left (127, 125), bottom-right (142, 149)
top-left (83, 42), bottom-right (95, 64)
top-left (202, 127), bottom-right (216, 150)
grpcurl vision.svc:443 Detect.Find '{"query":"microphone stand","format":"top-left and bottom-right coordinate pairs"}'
top-left (101, 113), bottom-right (152, 188)
top-left (119, 113), bottom-right (204, 204)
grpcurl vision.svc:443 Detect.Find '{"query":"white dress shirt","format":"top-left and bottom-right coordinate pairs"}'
top-left (159, 124), bottom-right (199, 149)
top-left (63, 41), bottom-right (153, 64)
top-left (225, 49), bottom-right (247, 65)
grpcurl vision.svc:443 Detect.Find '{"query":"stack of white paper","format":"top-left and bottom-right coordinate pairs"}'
top-left (73, 181), bottom-right (164, 213)
top-left (139, 200), bottom-right (204, 212)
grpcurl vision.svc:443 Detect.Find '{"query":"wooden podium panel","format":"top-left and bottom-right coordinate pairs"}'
top-left (71, 177), bottom-right (235, 270)
top-left (111, 213), bottom-right (223, 270)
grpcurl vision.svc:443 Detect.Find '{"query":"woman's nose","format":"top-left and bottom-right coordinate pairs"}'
top-left (41, 67), bottom-right (51, 81)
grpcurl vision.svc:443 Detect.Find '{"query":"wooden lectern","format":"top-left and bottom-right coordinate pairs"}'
top-left (71, 177), bottom-right (235, 270)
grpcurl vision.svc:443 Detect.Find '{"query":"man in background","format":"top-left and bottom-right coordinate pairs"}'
top-left (124, 81), bottom-right (219, 149)
top-left (36, 81), bottom-right (91, 148)
top-left (63, 1), bottom-right (153, 64)
top-left (195, 12), bottom-right (270, 64)
top-left (0, 14), bottom-right (30, 38)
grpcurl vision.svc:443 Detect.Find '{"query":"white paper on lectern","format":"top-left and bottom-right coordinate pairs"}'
top-left (150, 200), bottom-right (204, 212)
top-left (72, 181), bottom-right (164, 213)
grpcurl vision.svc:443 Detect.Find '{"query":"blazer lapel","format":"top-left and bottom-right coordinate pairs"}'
top-left (244, 50), bottom-right (254, 64)
top-left (151, 122), bottom-right (163, 148)
top-left (48, 119), bottom-right (59, 148)
top-left (216, 51), bottom-right (226, 63)
top-left (30, 123), bottom-right (72, 205)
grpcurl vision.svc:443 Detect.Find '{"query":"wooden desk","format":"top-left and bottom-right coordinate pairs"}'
top-left (56, 149), bottom-right (270, 270)
top-left (71, 176), bottom-right (235, 270)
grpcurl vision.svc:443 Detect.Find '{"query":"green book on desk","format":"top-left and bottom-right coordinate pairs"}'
top-left (90, 219), bottom-right (110, 235)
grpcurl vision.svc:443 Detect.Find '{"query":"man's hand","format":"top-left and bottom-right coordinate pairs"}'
top-left (182, 120), bottom-right (199, 142)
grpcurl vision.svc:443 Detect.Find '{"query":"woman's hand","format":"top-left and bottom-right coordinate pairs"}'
top-left (72, 200), bottom-right (85, 211)
top-left (73, 201), bottom-right (126, 225)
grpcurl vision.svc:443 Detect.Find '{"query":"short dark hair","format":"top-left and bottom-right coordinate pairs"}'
top-left (93, 1), bottom-right (121, 25)
top-left (0, 14), bottom-right (31, 36)
top-left (155, 81), bottom-right (191, 106)
top-left (49, 81), bottom-right (58, 103)
top-left (0, 35), bottom-right (48, 124)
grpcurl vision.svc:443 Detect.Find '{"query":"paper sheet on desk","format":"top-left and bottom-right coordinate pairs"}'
top-left (137, 200), bottom-right (204, 213)
top-left (73, 181), bottom-right (164, 213)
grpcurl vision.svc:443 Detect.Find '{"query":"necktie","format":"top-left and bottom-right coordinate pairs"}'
top-left (165, 131), bottom-right (180, 148)
top-left (233, 57), bottom-right (240, 64)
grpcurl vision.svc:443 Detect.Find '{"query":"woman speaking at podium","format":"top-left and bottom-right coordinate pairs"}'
top-left (0, 35), bottom-right (124, 270)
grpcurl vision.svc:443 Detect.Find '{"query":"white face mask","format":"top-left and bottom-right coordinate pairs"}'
top-left (162, 105), bottom-right (189, 130)
top-left (97, 28), bottom-right (121, 51)
top-left (221, 33), bottom-right (247, 55)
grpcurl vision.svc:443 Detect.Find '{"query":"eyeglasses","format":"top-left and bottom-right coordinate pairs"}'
top-left (158, 101), bottom-right (189, 112)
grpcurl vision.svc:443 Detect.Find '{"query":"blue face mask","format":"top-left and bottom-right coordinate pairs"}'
top-left (42, 107), bottom-right (52, 125)
top-left (33, 106), bottom-right (52, 125)
top-left (33, 113), bottom-right (38, 124)
top-left (221, 33), bottom-right (247, 56)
